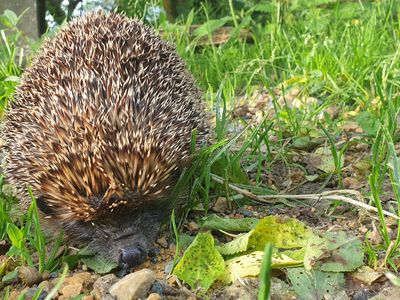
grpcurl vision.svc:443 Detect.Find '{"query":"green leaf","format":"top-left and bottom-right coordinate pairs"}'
top-left (63, 254), bottom-right (81, 270)
top-left (192, 16), bottom-right (232, 38)
top-left (310, 146), bottom-right (344, 173)
top-left (6, 223), bottom-right (23, 249)
top-left (63, 247), bottom-right (94, 270)
top-left (217, 231), bottom-right (253, 255)
top-left (281, 248), bottom-right (306, 261)
top-left (217, 216), bottom-right (312, 256)
top-left (6, 245), bottom-right (20, 257)
top-left (248, 216), bottom-right (313, 250)
top-left (1, 10), bottom-right (18, 27)
top-left (81, 254), bottom-right (118, 274)
top-left (356, 111), bottom-right (380, 136)
top-left (27, 193), bottom-right (46, 272)
top-left (178, 233), bottom-right (195, 252)
top-left (252, 3), bottom-right (275, 12)
top-left (222, 250), bottom-right (303, 284)
top-left (200, 214), bottom-right (259, 232)
top-left (223, 251), bottom-right (264, 284)
top-left (2, 267), bottom-right (18, 283)
top-left (173, 232), bottom-right (225, 294)
top-left (304, 231), bottom-right (363, 272)
top-left (288, 268), bottom-right (345, 300)
top-left (291, 136), bottom-right (323, 151)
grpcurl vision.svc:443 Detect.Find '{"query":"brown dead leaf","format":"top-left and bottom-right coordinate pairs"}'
top-left (342, 177), bottom-right (363, 190)
top-left (340, 121), bottom-right (363, 133)
top-left (350, 266), bottom-right (383, 285)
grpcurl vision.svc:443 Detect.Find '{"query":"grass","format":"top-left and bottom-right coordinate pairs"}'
top-left (149, 0), bottom-right (400, 277)
top-left (0, 10), bottom-right (24, 116)
top-left (258, 243), bottom-right (273, 300)
top-left (1, 0), bottom-right (400, 296)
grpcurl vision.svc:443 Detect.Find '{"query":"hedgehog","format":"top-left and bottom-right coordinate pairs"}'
top-left (2, 11), bottom-right (209, 271)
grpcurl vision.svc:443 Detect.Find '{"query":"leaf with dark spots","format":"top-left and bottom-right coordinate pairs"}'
top-left (304, 231), bottom-right (363, 272)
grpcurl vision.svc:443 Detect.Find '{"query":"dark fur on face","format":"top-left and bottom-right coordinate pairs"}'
top-left (69, 206), bottom-right (163, 269)
top-left (38, 195), bottom-right (166, 264)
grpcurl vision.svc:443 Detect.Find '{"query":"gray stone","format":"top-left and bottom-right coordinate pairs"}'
top-left (109, 269), bottom-right (156, 300)
top-left (370, 286), bottom-right (400, 300)
top-left (92, 273), bottom-right (118, 300)
top-left (212, 197), bottom-right (229, 213)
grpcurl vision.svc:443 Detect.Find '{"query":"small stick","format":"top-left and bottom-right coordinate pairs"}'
top-left (211, 174), bottom-right (399, 220)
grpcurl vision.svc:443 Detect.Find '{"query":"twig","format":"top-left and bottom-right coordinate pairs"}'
top-left (211, 174), bottom-right (400, 220)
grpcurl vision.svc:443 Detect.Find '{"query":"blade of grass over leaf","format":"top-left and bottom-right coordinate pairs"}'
top-left (170, 209), bottom-right (180, 272)
top-left (258, 244), bottom-right (273, 300)
top-left (318, 122), bottom-right (344, 188)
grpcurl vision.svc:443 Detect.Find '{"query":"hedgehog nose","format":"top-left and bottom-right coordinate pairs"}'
top-left (119, 245), bottom-right (148, 270)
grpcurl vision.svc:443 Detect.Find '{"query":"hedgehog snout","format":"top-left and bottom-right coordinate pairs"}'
top-left (119, 245), bottom-right (148, 268)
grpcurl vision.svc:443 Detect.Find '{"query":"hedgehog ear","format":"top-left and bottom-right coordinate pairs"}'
top-left (36, 195), bottom-right (56, 216)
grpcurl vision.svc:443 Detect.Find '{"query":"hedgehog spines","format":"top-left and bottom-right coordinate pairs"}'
top-left (3, 11), bottom-right (209, 227)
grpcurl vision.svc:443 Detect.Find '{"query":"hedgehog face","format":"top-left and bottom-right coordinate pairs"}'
top-left (61, 203), bottom-right (164, 271)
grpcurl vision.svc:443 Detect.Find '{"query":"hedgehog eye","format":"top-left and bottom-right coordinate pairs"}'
top-left (37, 196), bottom-right (57, 216)
top-left (109, 194), bottom-right (119, 203)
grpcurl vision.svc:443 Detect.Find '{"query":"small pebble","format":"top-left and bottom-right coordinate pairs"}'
top-left (149, 248), bottom-right (160, 264)
top-left (348, 219), bottom-right (359, 229)
top-left (240, 210), bottom-right (254, 217)
top-left (24, 287), bottom-right (48, 299)
top-left (359, 226), bottom-right (368, 234)
top-left (151, 280), bottom-right (164, 295)
top-left (37, 291), bottom-right (48, 300)
top-left (164, 261), bottom-right (174, 274)
top-left (49, 271), bottom-right (59, 279)
top-left (166, 274), bottom-right (178, 286)
top-left (212, 197), bottom-right (229, 213)
top-left (57, 271), bottom-right (97, 297)
top-left (110, 268), bottom-right (156, 300)
top-left (147, 293), bottom-right (161, 300)
top-left (41, 270), bottom-right (50, 280)
top-left (61, 283), bottom-right (82, 298)
top-left (38, 280), bottom-right (54, 293)
top-left (355, 143), bottom-right (369, 151)
top-left (151, 280), bottom-right (179, 297)
top-left (187, 221), bottom-right (199, 232)
top-left (353, 289), bottom-right (369, 300)
top-left (168, 243), bottom-right (176, 252)
top-left (369, 228), bottom-right (382, 245)
top-left (92, 273), bottom-right (118, 299)
top-left (18, 266), bottom-right (41, 286)
top-left (157, 237), bottom-right (168, 248)
top-left (388, 227), bottom-right (397, 240)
